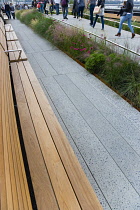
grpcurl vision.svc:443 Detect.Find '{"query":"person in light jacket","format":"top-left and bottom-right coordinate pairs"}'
top-left (93, 0), bottom-right (105, 30)
top-left (115, 0), bottom-right (135, 39)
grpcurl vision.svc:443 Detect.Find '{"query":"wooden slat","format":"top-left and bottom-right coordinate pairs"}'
top-left (15, 61), bottom-right (81, 210)
top-left (0, 29), bottom-right (7, 50)
top-left (7, 40), bottom-right (27, 62)
top-left (23, 61), bottom-right (103, 210)
top-left (0, 20), bottom-right (5, 35)
top-left (11, 62), bottom-right (59, 210)
top-left (6, 31), bottom-right (18, 41)
top-left (1, 46), bottom-right (14, 209)
top-left (5, 24), bottom-right (14, 32)
top-left (0, 46), bottom-right (33, 210)
top-left (0, 46), bottom-right (8, 210)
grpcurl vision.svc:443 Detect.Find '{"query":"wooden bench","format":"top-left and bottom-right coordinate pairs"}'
top-left (0, 43), bottom-right (32, 209)
top-left (0, 17), bottom-right (27, 62)
top-left (1, 17), bottom-right (103, 209)
top-left (11, 59), bottom-right (103, 210)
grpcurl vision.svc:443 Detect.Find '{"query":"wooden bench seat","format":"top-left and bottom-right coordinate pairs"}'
top-left (5, 23), bottom-right (14, 32)
top-left (7, 40), bottom-right (27, 62)
top-left (11, 59), bottom-right (103, 210)
top-left (6, 31), bottom-right (18, 41)
top-left (0, 45), bottom-right (33, 210)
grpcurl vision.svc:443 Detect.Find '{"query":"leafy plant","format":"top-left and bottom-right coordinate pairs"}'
top-left (85, 52), bottom-right (106, 74)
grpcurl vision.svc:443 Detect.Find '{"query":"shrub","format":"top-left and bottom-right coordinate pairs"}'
top-left (85, 52), bottom-right (106, 73)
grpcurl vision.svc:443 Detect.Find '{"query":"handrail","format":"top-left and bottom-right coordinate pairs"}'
top-left (5, 49), bottom-right (22, 61)
top-left (51, 17), bottom-right (140, 57)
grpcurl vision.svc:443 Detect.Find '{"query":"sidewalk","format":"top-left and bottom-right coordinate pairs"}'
top-left (9, 18), bottom-right (140, 210)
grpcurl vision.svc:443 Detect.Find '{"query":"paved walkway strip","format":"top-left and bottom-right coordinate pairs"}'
top-left (9, 18), bottom-right (140, 210)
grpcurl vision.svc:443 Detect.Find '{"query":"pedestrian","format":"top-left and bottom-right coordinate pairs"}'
top-left (115, 0), bottom-right (135, 39)
top-left (72, 0), bottom-right (78, 18)
top-left (49, 0), bottom-right (54, 15)
top-left (93, 0), bottom-right (105, 30)
top-left (37, 2), bottom-right (41, 11)
top-left (54, 0), bottom-right (60, 15)
top-left (78, 0), bottom-right (85, 20)
top-left (5, 2), bottom-right (11, 19)
top-left (40, 1), bottom-right (45, 13)
top-left (10, 3), bottom-right (15, 19)
top-left (86, 0), bottom-right (96, 26)
top-left (45, 0), bottom-right (49, 14)
top-left (61, 0), bottom-right (69, 19)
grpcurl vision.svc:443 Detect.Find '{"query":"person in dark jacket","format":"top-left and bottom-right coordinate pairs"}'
top-left (86, 0), bottom-right (96, 26)
top-left (78, 0), bottom-right (85, 20)
top-left (61, 0), bottom-right (69, 19)
top-left (93, 0), bottom-right (105, 30)
top-left (10, 3), bottom-right (15, 19)
top-left (117, 1), bottom-right (126, 17)
top-left (5, 3), bottom-right (11, 19)
top-left (115, 0), bottom-right (135, 38)
top-left (72, 0), bottom-right (78, 18)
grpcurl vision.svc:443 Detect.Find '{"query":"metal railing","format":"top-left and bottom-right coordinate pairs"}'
top-left (51, 17), bottom-right (140, 58)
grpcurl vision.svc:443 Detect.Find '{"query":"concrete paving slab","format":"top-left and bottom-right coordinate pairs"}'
top-left (41, 76), bottom-right (140, 210)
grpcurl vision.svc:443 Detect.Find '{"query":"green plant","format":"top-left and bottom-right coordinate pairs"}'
top-left (85, 52), bottom-right (106, 73)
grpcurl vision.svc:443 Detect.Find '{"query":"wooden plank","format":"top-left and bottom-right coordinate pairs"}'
top-left (11, 62), bottom-right (59, 210)
top-left (5, 24), bottom-right (14, 32)
top-left (0, 46), bottom-right (8, 210)
top-left (6, 31), bottom-right (18, 41)
top-left (0, 29), bottom-right (7, 50)
top-left (0, 21), bottom-right (5, 35)
top-left (1, 47), bottom-right (14, 210)
top-left (7, 41), bottom-right (27, 62)
top-left (16, 61), bottom-right (81, 210)
top-left (1, 47), bottom-right (32, 210)
top-left (4, 59), bottom-right (32, 210)
top-left (23, 61), bottom-right (103, 210)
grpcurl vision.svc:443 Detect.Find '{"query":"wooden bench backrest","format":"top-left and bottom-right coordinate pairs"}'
top-left (0, 45), bottom-right (33, 210)
top-left (0, 18), bottom-right (7, 51)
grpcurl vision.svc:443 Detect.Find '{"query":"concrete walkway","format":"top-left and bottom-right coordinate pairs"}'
top-left (9, 18), bottom-right (140, 210)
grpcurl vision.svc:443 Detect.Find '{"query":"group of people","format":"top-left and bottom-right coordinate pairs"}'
top-left (1, 3), bottom-right (15, 19)
top-left (73, 0), bottom-right (135, 38)
top-left (1, 0), bottom-right (135, 38)
top-left (33, 0), bottom-right (69, 19)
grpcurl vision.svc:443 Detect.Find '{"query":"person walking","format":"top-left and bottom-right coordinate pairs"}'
top-left (10, 3), bottom-right (15, 19)
top-left (93, 0), bottom-right (105, 30)
top-left (5, 3), bottom-right (11, 19)
top-left (61, 0), bottom-right (69, 19)
top-left (54, 0), bottom-right (60, 15)
top-left (86, 0), bottom-right (96, 26)
top-left (72, 0), bottom-right (78, 18)
top-left (78, 0), bottom-right (85, 20)
top-left (115, 0), bottom-right (135, 39)
top-left (49, 0), bottom-right (54, 15)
